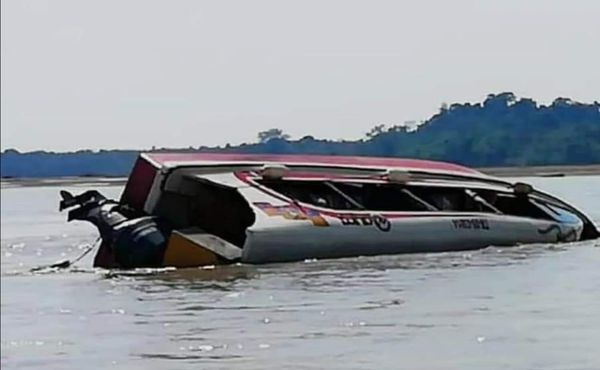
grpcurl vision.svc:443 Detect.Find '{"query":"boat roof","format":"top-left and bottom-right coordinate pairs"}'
top-left (142, 153), bottom-right (483, 176)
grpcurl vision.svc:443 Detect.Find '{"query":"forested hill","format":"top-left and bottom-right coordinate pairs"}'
top-left (2, 93), bottom-right (599, 178)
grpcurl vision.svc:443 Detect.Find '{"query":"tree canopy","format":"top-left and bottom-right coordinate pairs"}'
top-left (2, 93), bottom-right (599, 178)
top-left (257, 128), bottom-right (290, 143)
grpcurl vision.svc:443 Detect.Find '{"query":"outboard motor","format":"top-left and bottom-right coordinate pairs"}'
top-left (59, 190), bottom-right (170, 268)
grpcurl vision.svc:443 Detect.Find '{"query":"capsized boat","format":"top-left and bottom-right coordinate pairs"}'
top-left (60, 153), bottom-right (599, 268)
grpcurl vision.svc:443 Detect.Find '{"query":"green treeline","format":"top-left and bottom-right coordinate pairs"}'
top-left (1, 93), bottom-right (599, 178)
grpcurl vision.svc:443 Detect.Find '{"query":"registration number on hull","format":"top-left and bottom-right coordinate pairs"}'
top-left (452, 218), bottom-right (490, 230)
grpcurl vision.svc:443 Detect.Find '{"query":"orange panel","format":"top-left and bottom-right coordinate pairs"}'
top-left (163, 232), bottom-right (220, 267)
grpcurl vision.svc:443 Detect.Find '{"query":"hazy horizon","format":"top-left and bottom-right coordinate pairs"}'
top-left (2, 0), bottom-right (599, 152)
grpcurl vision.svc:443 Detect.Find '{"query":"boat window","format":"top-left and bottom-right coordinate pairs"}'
top-left (532, 200), bottom-right (581, 224)
top-left (465, 189), bottom-right (502, 213)
top-left (259, 180), bottom-right (360, 210)
top-left (491, 193), bottom-right (554, 220)
top-left (408, 186), bottom-right (496, 213)
top-left (325, 182), bottom-right (365, 209)
top-left (409, 186), bottom-right (555, 220)
top-left (258, 179), bottom-right (560, 220)
top-left (338, 183), bottom-right (433, 211)
top-left (258, 180), bottom-right (434, 211)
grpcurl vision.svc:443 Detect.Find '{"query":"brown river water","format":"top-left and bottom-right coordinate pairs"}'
top-left (1, 176), bottom-right (599, 370)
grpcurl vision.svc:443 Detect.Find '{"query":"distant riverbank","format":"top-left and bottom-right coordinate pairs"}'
top-left (0, 176), bottom-right (127, 188)
top-left (479, 164), bottom-right (600, 177)
top-left (2, 164), bottom-right (599, 189)
top-left (3, 94), bottom-right (599, 179)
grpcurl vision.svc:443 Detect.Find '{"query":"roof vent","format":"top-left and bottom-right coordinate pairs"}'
top-left (260, 164), bottom-right (289, 180)
top-left (385, 169), bottom-right (411, 183)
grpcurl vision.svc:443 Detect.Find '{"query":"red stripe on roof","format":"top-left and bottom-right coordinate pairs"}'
top-left (144, 153), bottom-right (479, 175)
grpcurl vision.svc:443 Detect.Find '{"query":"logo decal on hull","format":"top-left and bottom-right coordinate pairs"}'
top-left (452, 219), bottom-right (490, 230)
top-left (253, 202), bottom-right (329, 227)
top-left (339, 214), bottom-right (391, 232)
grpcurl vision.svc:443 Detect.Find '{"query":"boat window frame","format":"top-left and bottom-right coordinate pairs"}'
top-left (244, 173), bottom-right (568, 221)
top-left (530, 199), bottom-right (582, 224)
top-left (485, 192), bottom-right (556, 221)
top-left (324, 181), bottom-right (366, 210)
top-left (252, 176), bottom-right (516, 215)
top-left (464, 189), bottom-right (503, 214)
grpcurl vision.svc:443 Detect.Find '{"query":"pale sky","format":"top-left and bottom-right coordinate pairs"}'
top-left (1, 0), bottom-right (599, 152)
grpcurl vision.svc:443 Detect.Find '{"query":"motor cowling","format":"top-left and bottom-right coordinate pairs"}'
top-left (111, 217), bottom-right (169, 268)
top-left (60, 190), bottom-right (170, 268)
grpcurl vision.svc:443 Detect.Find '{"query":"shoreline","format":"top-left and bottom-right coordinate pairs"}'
top-left (0, 176), bottom-right (128, 188)
top-left (479, 164), bottom-right (600, 177)
top-left (2, 164), bottom-right (599, 188)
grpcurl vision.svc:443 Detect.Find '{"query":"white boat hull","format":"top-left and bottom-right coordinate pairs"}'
top-left (242, 213), bottom-right (582, 263)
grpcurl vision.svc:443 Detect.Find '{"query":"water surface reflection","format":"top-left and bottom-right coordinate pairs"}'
top-left (2, 178), bottom-right (600, 369)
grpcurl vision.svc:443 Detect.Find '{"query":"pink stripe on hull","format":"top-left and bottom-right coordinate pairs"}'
top-left (144, 153), bottom-right (479, 175)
